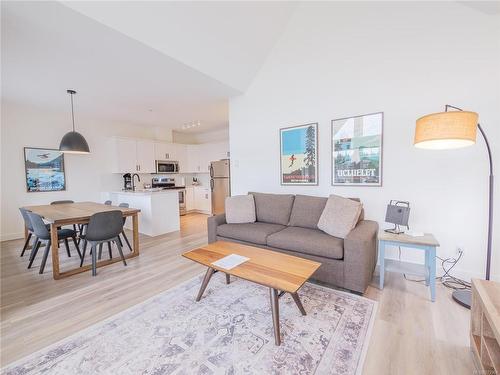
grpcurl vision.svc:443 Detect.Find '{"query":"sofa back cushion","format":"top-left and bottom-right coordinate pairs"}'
top-left (317, 194), bottom-right (363, 239)
top-left (288, 195), bottom-right (328, 229)
top-left (249, 192), bottom-right (295, 225)
top-left (225, 195), bottom-right (256, 224)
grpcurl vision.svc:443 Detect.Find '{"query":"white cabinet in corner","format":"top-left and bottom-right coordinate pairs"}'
top-left (109, 137), bottom-right (155, 173)
top-left (194, 186), bottom-right (211, 213)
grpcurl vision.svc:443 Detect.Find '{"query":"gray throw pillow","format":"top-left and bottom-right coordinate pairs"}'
top-left (225, 195), bottom-right (256, 224)
top-left (317, 194), bottom-right (362, 239)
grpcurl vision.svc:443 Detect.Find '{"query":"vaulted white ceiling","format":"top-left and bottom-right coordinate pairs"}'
top-left (63, 1), bottom-right (297, 92)
top-left (1, 1), bottom-right (296, 132)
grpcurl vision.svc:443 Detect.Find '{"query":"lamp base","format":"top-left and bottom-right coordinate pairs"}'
top-left (452, 289), bottom-right (471, 309)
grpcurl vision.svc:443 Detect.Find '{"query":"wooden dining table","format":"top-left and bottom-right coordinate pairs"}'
top-left (22, 201), bottom-right (141, 280)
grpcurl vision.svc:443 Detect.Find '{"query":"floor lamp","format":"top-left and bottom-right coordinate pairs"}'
top-left (414, 104), bottom-right (494, 309)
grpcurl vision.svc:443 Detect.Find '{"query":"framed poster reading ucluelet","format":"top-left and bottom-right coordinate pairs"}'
top-left (280, 123), bottom-right (318, 185)
top-left (331, 112), bottom-right (383, 186)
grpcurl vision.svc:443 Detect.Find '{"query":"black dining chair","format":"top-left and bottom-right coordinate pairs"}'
top-left (19, 207), bottom-right (43, 257)
top-left (27, 212), bottom-right (81, 274)
top-left (118, 203), bottom-right (133, 252)
top-left (92, 202), bottom-right (131, 261)
top-left (104, 200), bottom-right (112, 205)
top-left (50, 200), bottom-right (80, 237)
top-left (79, 211), bottom-right (127, 276)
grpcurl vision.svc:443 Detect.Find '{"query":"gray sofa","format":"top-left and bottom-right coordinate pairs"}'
top-left (207, 192), bottom-right (378, 294)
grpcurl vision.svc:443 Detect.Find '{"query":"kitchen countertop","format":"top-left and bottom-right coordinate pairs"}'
top-left (109, 189), bottom-right (180, 196)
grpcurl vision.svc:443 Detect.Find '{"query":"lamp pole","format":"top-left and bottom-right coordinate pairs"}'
top-left (445, 105), bottom-right (494, 307)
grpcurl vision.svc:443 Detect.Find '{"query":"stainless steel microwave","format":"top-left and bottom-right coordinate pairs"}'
top-left (155, 160), bottom-right (179, 174)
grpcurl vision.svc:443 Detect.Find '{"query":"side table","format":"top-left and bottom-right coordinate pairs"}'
top-left (378, 231), bottom-right (440, 302)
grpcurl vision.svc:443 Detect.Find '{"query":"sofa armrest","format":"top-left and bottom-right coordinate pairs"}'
top-left (207, 213), bottom-right (226, 243)
top-left (343, 220), bottom-right (379, 293)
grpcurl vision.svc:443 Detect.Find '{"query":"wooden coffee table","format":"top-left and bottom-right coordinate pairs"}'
top-left (182, 241), bottom-right (321, 345)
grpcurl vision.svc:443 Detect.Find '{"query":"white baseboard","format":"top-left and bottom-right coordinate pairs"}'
top-left (0, 232), bottom-right (24, 242)
top-left (379, 255), bottom-right (500, 283)
top-left (185, 209), bottom-right (211, 215)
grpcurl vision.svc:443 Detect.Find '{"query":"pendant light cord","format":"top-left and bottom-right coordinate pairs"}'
top-left (70, 92), bottom-right (75, 132)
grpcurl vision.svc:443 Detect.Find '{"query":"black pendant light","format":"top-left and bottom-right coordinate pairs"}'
top-left (59, 89), bottom-right (90, 154)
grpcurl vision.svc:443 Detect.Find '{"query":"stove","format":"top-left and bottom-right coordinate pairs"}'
top-left (152, 177), bottom-right (186, 215)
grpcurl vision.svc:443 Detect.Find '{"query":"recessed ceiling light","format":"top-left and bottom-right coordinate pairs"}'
top-left (181, 120), bottom-right (201, 130)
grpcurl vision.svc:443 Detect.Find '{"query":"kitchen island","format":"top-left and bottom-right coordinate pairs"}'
top-left (104, 189), bottom-right (179, 236)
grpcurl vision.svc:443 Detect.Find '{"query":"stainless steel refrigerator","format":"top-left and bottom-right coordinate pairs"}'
top-left (210, 159), bottom-right (230, 215)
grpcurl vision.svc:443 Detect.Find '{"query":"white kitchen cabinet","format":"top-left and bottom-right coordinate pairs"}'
top-left (206, 141), bottom-right (229, 162)
top-left (186, 145), bottom-right (202, 173)
top-left (136, 140), bottom-right (155, 173)
top-left (154, 142), bottom-right (173, 161)
top-left (194, 186), bottom-right (211, 212)
top-left (185, 186), bottom-right (195, 211)
top-left (111, 138), bottom-right (228, 175)
top-left (153, 142), bottom-right (180, 161)
top-left (112, 137), bottom-right (137, 173)
top-left (175, 144), bottom-right (188, 173)
top-left (110, 137), bottom-right (154, 173)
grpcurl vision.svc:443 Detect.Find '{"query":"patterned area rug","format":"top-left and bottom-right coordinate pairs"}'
top-left (3, 273), bottom-right (376, 375)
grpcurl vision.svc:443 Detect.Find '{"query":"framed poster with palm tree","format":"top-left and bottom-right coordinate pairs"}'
top-left (331, 112), bottom-right (383, 186)
top-left (280, 123), bottom-right (318, 185)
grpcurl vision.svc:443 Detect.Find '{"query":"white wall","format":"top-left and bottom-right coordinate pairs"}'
top-left (0, 101), bottom-right (157, 240)
top-left (229, 2), bottom-right (500, 281)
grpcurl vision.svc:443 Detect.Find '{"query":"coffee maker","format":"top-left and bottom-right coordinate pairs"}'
top-left (123, 173), bottom-right (133, 191)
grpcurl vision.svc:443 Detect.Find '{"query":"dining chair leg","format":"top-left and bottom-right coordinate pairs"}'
top-left (107, 241), bottom-right (113, 259)
top-left (115, 237), bottom-right (127, 266)
top-left (98, 243), bottom-right (103, 260)
top-left (117, 235), bottom-right (123, 247)
top-left (28, 240), bottom-right (41, 269)
top-left (63, 238), bottom-right (71, 257)
top-left (39, 240), bottom-right (52, 274)
top-left (80, 239), bottom-right (88, 267)
top-left (28, 237), bottom-right (39, 262)
top-left (21, 232), bottom-right (32, 257)
top-left (71, 236), bottom-right (82, 260)
top-left (121, 230), bottom-right (133, 252)
top-left (91, 243), bottom-right (97, 276)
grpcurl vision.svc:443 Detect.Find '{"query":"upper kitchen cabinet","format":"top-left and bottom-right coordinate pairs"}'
top-left (186, 144), bottom-right (204, 173)
top-left (109, 137), bottom-right (155, 173)
top-left (154, 142), bottom-right (175, 161)
top-left (110, 138), bottom-right (228, 174)
top-left (154, 142), bottom-right (187, 171)
top-left (185, 142), bottom-right (229, 173)
top-left (111, 137), bottom-right (137, 173)
top-left (206, 141), bottom-right (230, 161)
top-left (136, 140), bottom-right (155, 173)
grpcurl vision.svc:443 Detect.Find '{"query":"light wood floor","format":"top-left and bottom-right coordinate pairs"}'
top-left (1, 213), bottom-right (475, 373)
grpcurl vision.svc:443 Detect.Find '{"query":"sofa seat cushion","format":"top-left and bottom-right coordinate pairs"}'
top-left (267, 226), bottom-right (344, 260)
top-left (217, 222), bottom-right (286, 245)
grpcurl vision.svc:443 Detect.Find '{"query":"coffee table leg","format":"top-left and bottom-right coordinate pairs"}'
top-left (196, 267), bottom-right (215, 302)
top-left (225, 273), bottom-right (230, 284)
top-left (291, 292), bottom-right (306, 316)
top-left (270, 288), bottom-right (281, 346)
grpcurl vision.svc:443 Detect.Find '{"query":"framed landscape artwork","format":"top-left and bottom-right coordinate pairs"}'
top-left (24, 147), bottom-right (66, 192)
top-left (331, 112), bottom-right (383, 186)
top-left (280, 123), bottom-right (318, 185)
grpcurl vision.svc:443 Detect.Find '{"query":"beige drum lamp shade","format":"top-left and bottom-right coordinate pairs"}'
top-left (414, 111), bottom-right (479, 149)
